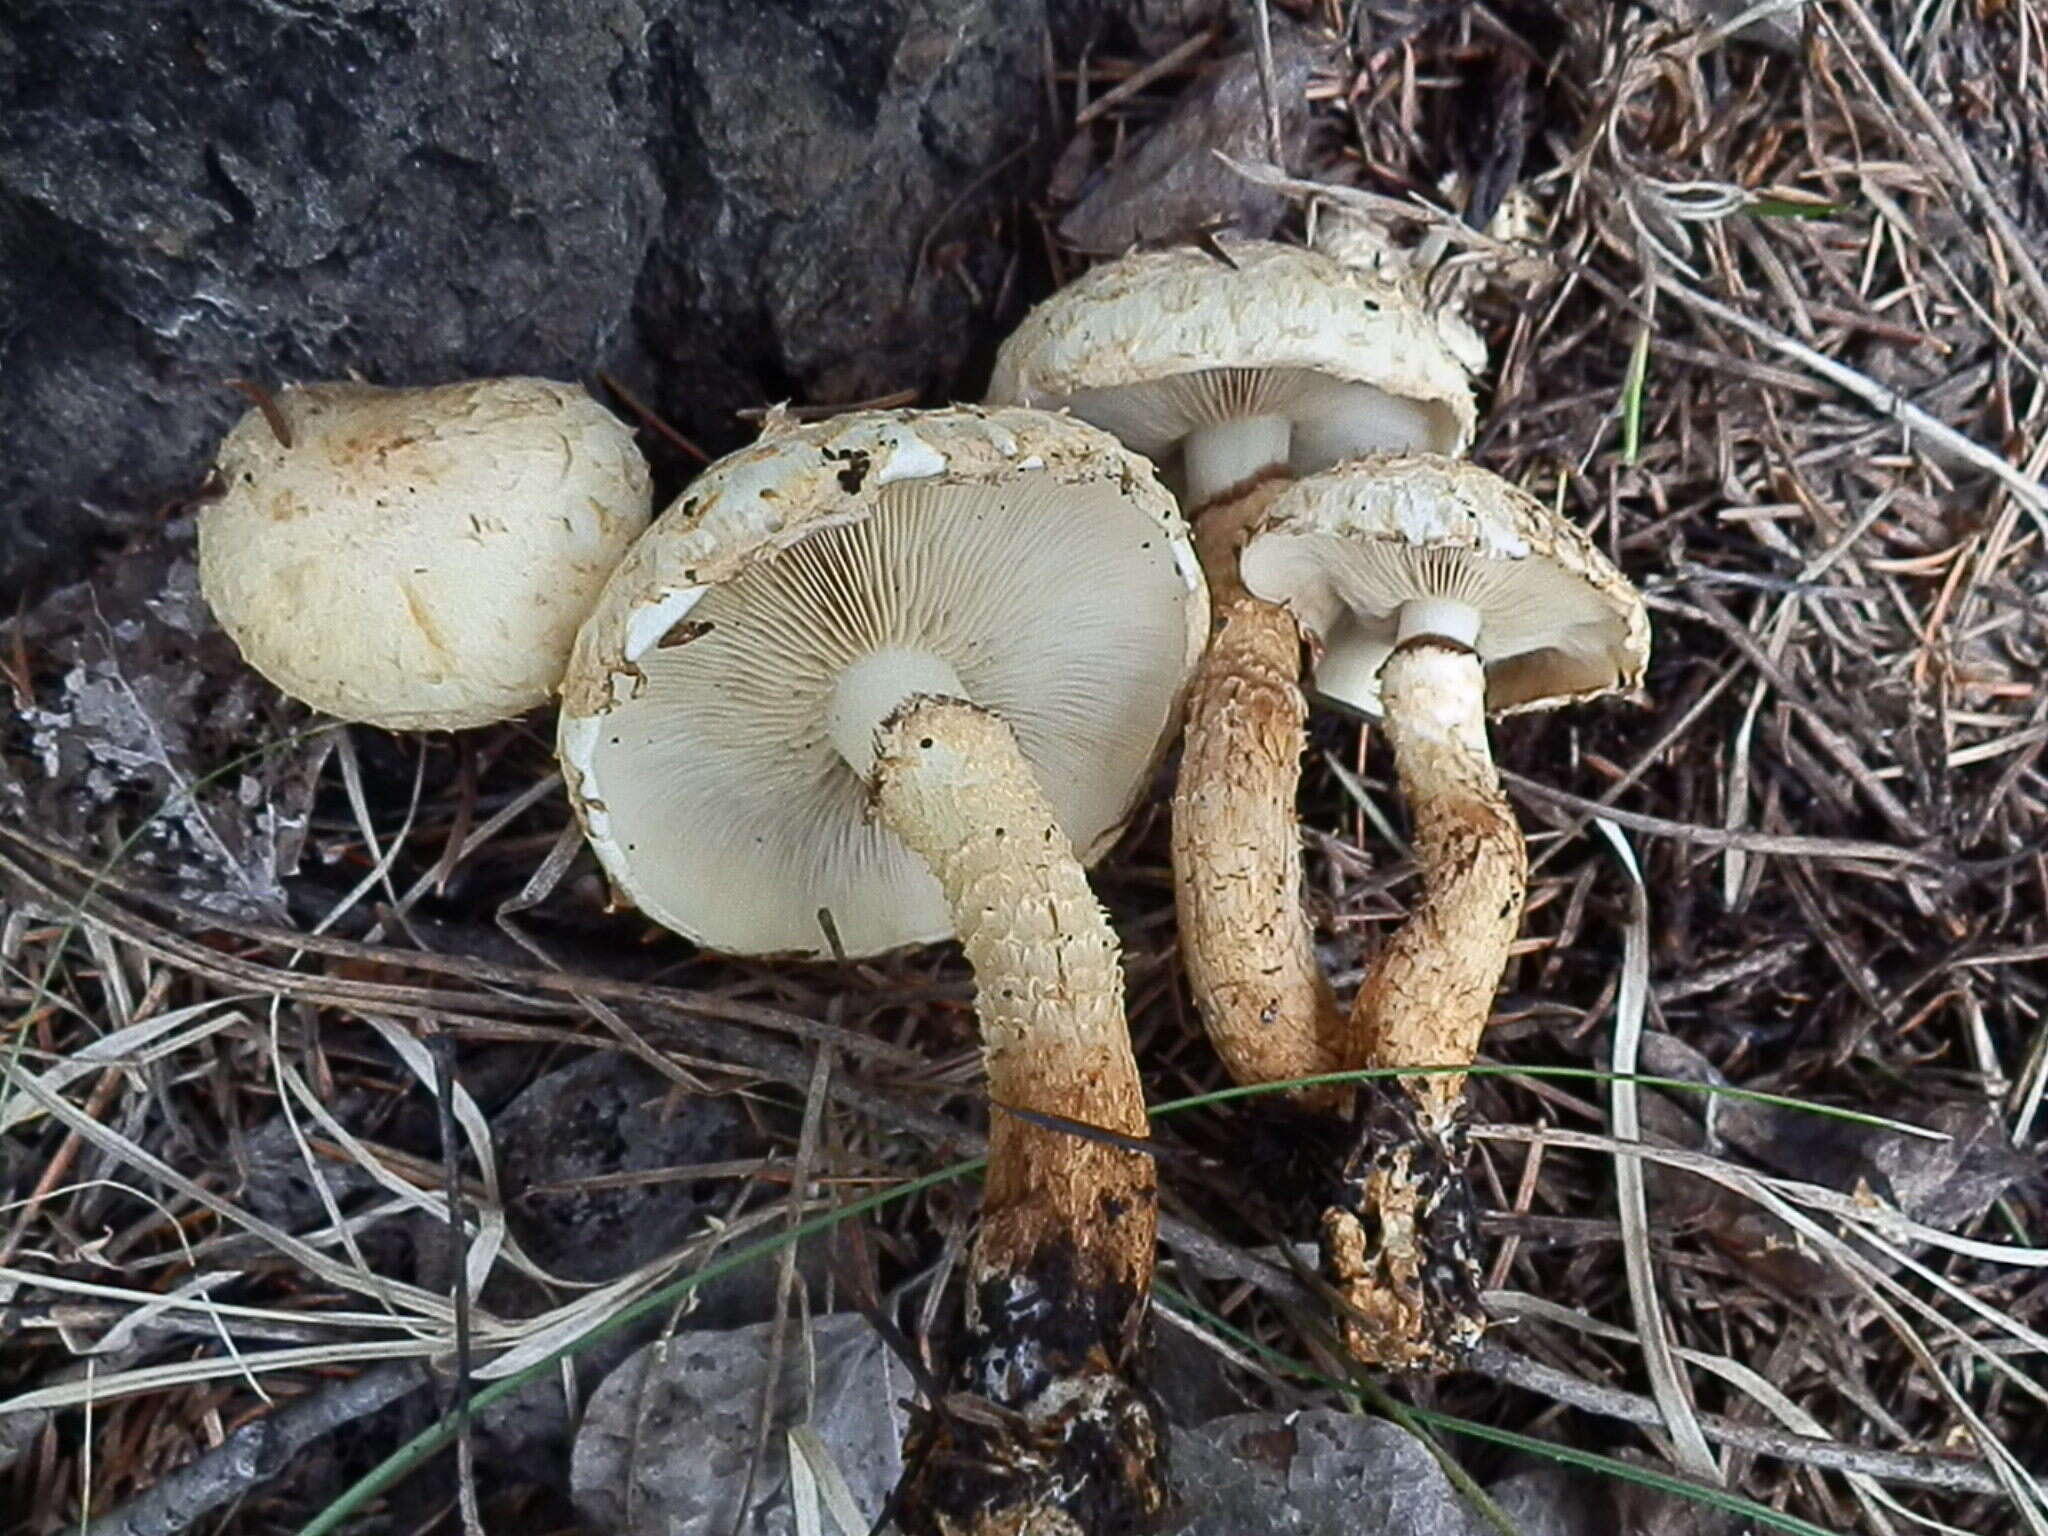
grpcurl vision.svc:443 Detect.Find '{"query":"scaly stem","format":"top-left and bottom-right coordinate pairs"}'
top-left (1172, 479), bottom-right (1348, 1109)
top-left (1345, 640), bottom-right (1525, 1109)
top-left (874, 697), bottom-right (1164, 1536)
top-left (1322, 638), bottom-right (1526, 1370)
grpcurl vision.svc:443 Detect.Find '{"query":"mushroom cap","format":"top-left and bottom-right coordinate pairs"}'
top-left (198, 378), bottom-right (651, 730)
top-left (557, 406), bottom-right (1208, 960)
top-left (985, 239), bottom-right (1480, 471)
top-left (1240, 454), bottom-right (1649, 716)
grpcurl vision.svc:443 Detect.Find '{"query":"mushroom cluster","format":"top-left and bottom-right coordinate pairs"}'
top-left (993, 231), bottom-right (1649, 1372)
top-left (1243, 453), bottom-right (1646, 1365)
top-left (990, 236), bottom-right (1481, 1113)
top-left (197, 224), bottom-right (1646, 1534)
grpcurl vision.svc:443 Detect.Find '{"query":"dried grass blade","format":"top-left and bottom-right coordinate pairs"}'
top-left (1593, 817), bottom-right (1720, 1481)
top-left (0, 997), bottom-right (251, 1135)
top-left (1655, 275), bottom-right (2048, 540)
top-left (4, 1034), bottom-right (452, 1323)
top-left (788, 1425), bottom-right (872, 1536)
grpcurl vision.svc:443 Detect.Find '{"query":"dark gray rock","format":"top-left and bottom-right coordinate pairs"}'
top-left (1058, 23), bottom-right (1335, 255)
top-left (1053, 0), bottom-right (1232, 54)
top-left (1168, 1410), bottom-right (1491, 1536)
top-left (570, 1313), bottom-right (914, 1536)
top-left (0, 0), bottom-right (660, 600)
top-left (1485, 1466), bottom-right (1610, 1536)
top-left (496, 1052), bottom-right (758, 1285)
top-left (618, 0), bottom-right (1044, 452)
top-left (476, 1052), bottom-right (822, 1491)
top-left (0, 0), bottom-right (1044, 600)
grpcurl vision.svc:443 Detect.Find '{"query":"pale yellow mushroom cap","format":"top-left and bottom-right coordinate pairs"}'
top-left (198, 378), bottom-right (652, 730)
top-left (557, 406), bottom-right (1209, 960)
top-left (986, 239), bottom-right (1479, 473)
top-left (1241, 454), bottom-right (1649, 716)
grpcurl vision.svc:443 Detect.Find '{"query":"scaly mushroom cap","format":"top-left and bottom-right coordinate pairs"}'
top-left (1239, 454), bottom-right (1650, 717)
top-left (558, 407), bottom-right (1207, 959)
top-left (198, 378), bottom-right (651, 730)
top-left (985, 240), bottom-right (1479, 475)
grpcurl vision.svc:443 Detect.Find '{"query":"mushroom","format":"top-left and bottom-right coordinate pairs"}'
top-left (988, 239), bottom-right (1479, 1107)
top-left (988, 240), bottom-right (1479, 507)
top-left (1238, 453), bottom-right (1648, 1368)
top-left (199, 378), bottom-right (651, 730)
top-left (556, 407), bottom-right (1207, 1533)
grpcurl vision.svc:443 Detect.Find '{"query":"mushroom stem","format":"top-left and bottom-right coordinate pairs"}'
top-left (828, 647), bottom-right (967, 776)
top-left (1322, 637), bottom-right (1527, 1370)
top-left (1394, 595), bottom-right (1482, 649)
top-left (1183, 414), bottom-right (1291, 508)
top-left (1346, 639), bottom-right (1524, 1101)
top-left (875, 696), bottom-right (1165, 1536)
top-left (1172, 479), bottom-right (1349, 1107)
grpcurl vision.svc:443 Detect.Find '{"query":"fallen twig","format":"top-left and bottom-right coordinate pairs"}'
top-left (81, 1362), bottom-right (429, 1536)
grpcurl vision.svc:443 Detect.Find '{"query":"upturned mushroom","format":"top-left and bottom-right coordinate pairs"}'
top-left (199, 378), bottom-right (651, 729)
top-left (556, 407), bottom-right (1207, 1534)
top-left (1239, 453), bottom-right (1648, 1368)
top-left (988, 239), bottom-right (1480, 1107)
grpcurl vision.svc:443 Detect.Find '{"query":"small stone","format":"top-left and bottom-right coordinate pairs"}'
top-left (1486, 1465), bottom-right (1611, 1536)
top-left (496, 1053), bottom-right (756, 1286)
top-left (1167, 1409), bottom-right (1491, 1535)
top-left (570, 1313), bottom-right (913, 1536)
top-left (1059, 23), bottom-right (1336, 255)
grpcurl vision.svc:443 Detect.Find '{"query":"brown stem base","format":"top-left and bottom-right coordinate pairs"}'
top-left (1172, 478), bottom-right (1347, 1108)
top-left (898, 1241), bottom-right (1166, 1536)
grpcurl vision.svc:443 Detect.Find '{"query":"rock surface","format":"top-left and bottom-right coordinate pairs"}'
top-left (1170, 1410), bottom-right (1491, 1536)
top-left (571, 1312), bottom-right (914, 1536)
top-left (0, 0), bottom-right (1043, 599)
top-left (497, 1053), bottom-right (759, 1286)
top-left (569, 1315), bottom-right (1500, 1536)
top-left (1058, 23), bottom-right (1334, 255)
top-left (621, 0), bottom-right (1042, 456)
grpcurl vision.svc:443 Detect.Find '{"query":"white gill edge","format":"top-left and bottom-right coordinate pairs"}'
top-left (1167, 527), bottom-right (1203, 597)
